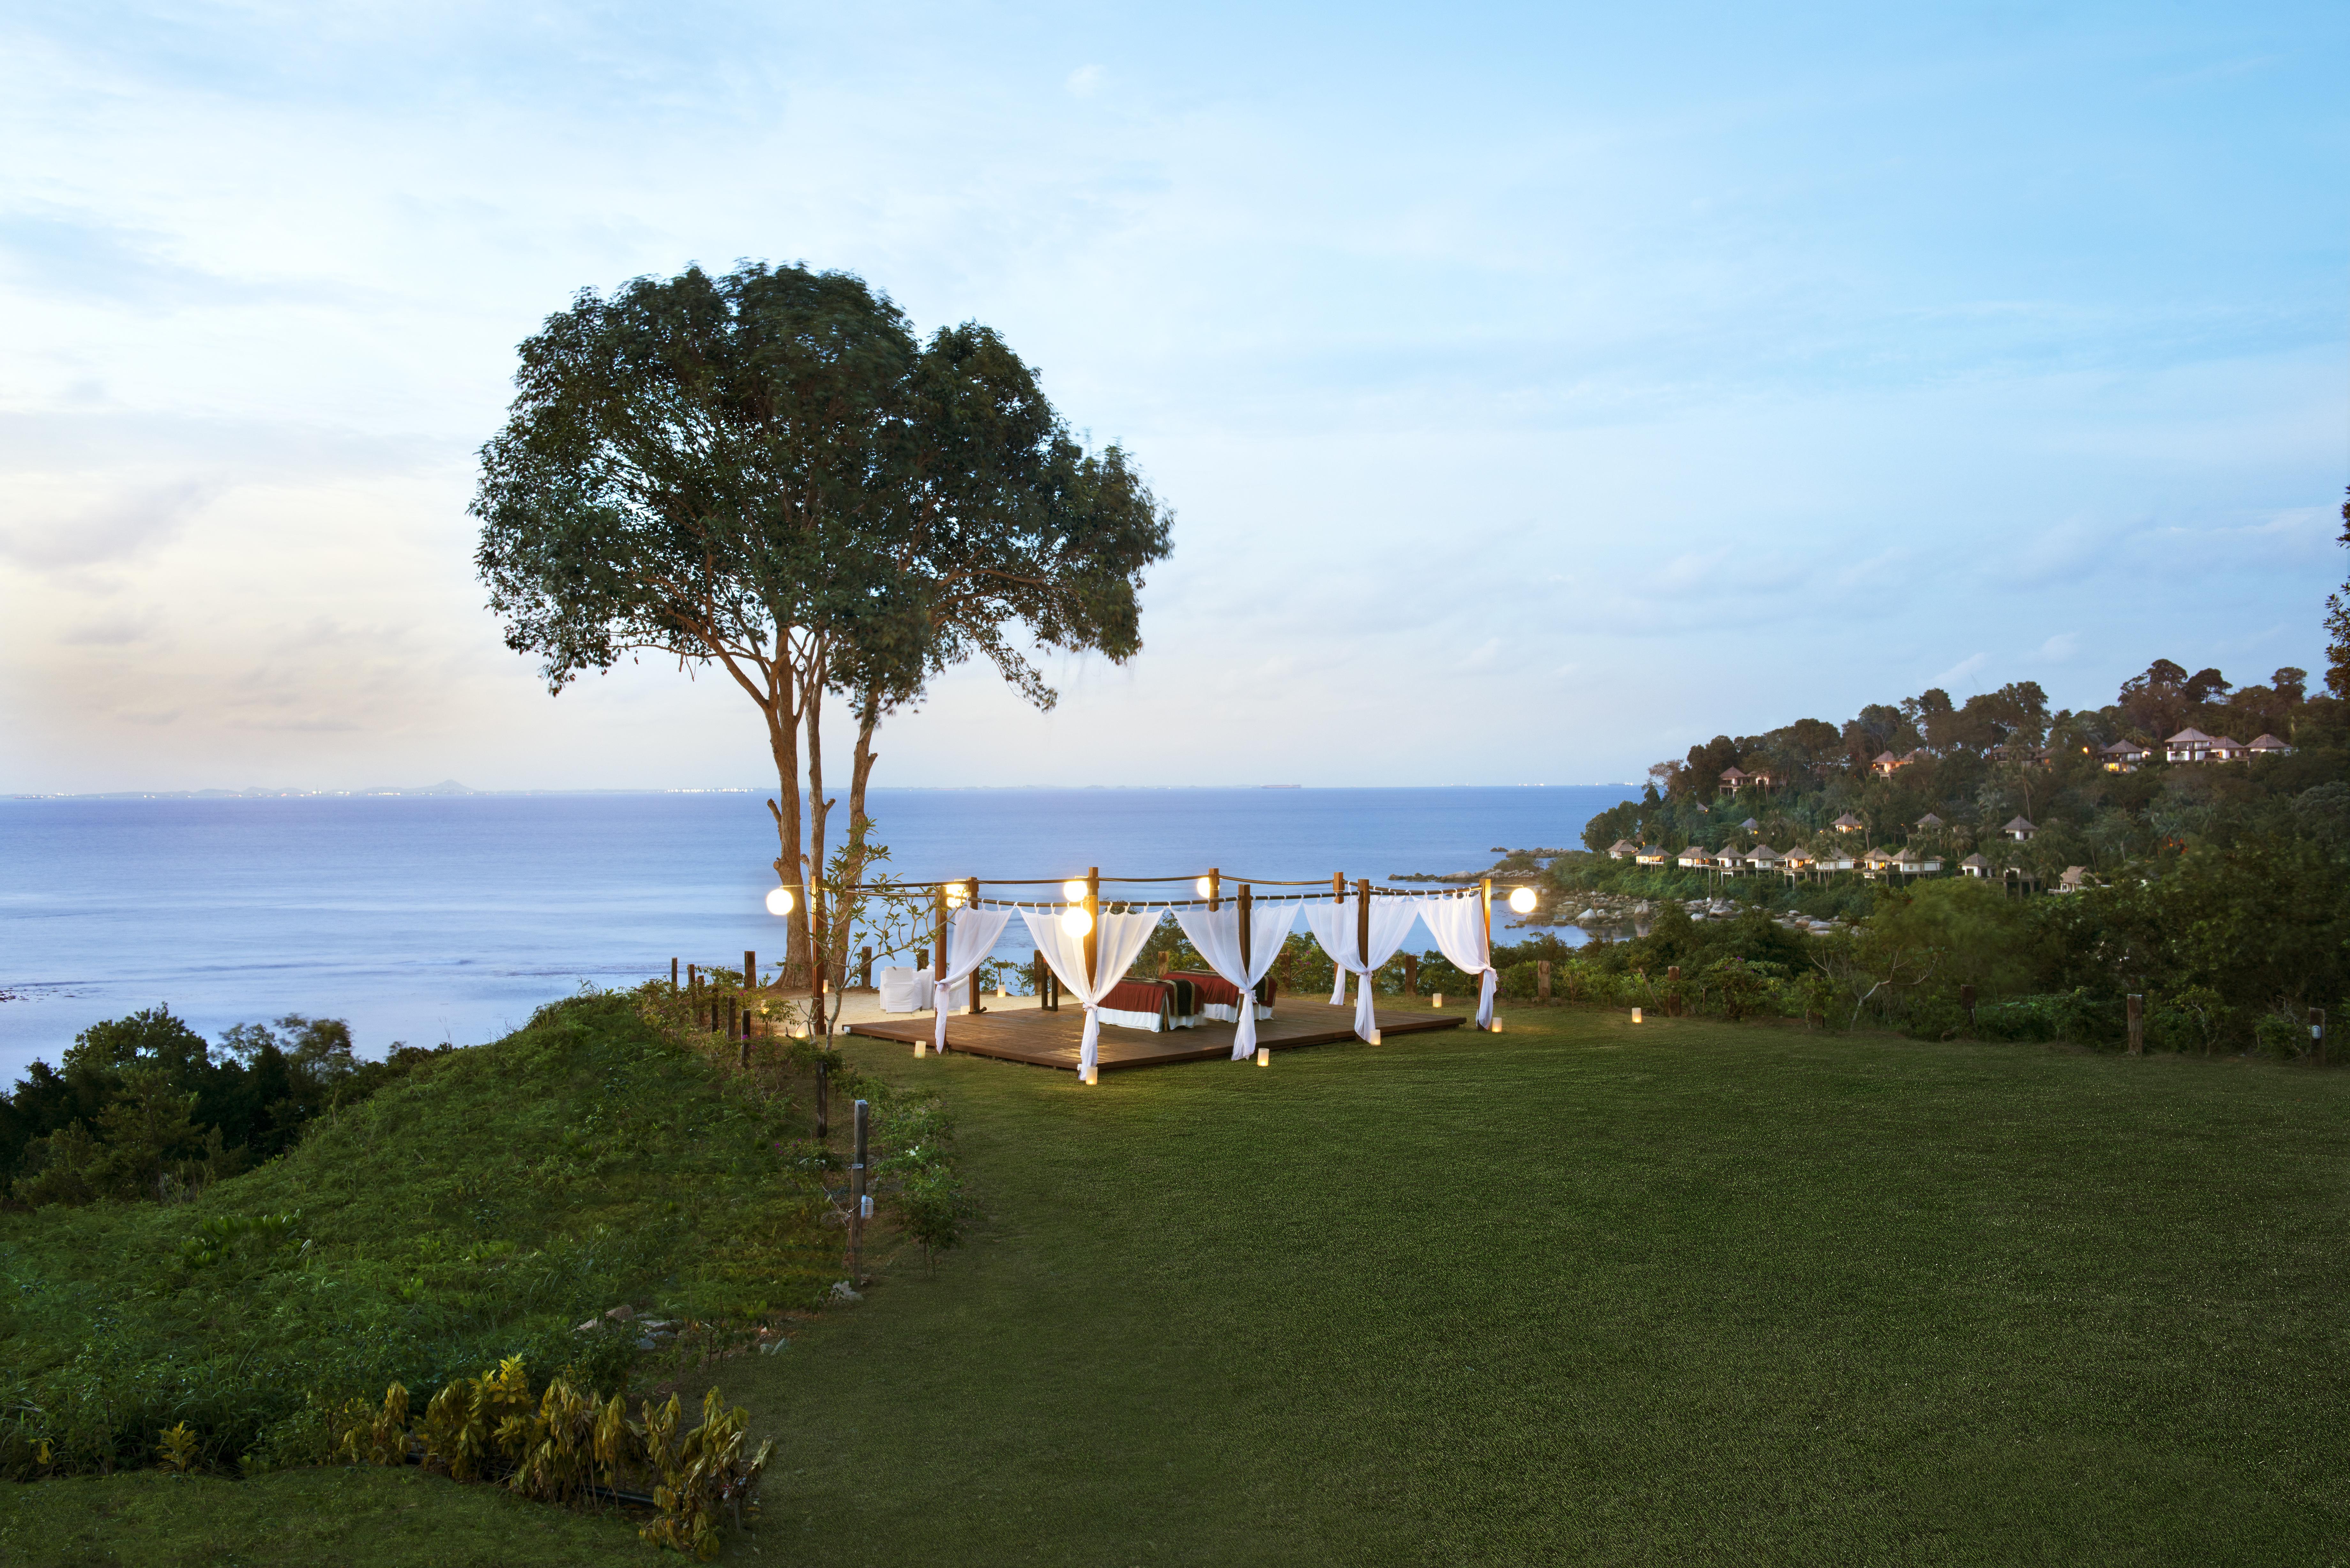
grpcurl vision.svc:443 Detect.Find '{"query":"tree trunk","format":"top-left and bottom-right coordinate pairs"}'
top-left (764, 690), bottom-right (812, 986)
top-left (803, 659), bottom-right (832, 998)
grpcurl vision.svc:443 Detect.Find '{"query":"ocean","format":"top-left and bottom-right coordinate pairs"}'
top-left (0, 785), bottom-right (1634, 1081)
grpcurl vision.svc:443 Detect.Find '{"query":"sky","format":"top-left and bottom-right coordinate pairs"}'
top-left (2, 1), bottom-right (2345, 792)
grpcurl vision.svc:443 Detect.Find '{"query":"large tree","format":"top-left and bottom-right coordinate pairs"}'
top-left (473, 262), bottom-right (1172, 978)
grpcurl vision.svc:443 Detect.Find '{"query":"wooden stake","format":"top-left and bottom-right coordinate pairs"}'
top-left (2126, 993), bottom-right (2144, 1056)
top-left (859, 946), bottom-right (873, 989)
top-left (670, 957), bottom-right (679, 991)
top-left (849, 1098), bottom-right (869, 1280)
top-left (815, 1063), bottom-right (829, 1140)
top-left (1208, 868), bottom-right (1220, 913)
top-left (934, 886), bottom-right (949, 1051)
top-left (744, 949), bottom-right (756, 989)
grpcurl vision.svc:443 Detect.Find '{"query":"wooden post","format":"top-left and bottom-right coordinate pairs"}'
top-left (2312, 1006), bottom-right (2327, 1067)
top-left (967, 879), bottom-right (983, 1014)
top-left (1332, 872), bottom-right (1345, 903)
top-left (744, 949), bottom-right (756, 989)
top-left (1480, 878), bottom-right (1494, 1030)
top-left (849, 1098), bottom-right (869, 1281)
top-left (670, 957), bottom-right (679, 991)
top-left (1355, 878), bottom-right (1371, 969)
top-left (1537, 961), bottom-right (1552, 1001)
top-left (1208, 868), bottom-right (1221, 913)
top-left (726, 994), bottom-right (737, 1041)
top-left (1085, 868), bottom-right (1100, 993)
top-left (1402, 952), bottom-right (1418, 997)
top-left (2126, 993), bottom-right (2144, 1056)
top-left (738, 1001), bottom-right (752, 1068)
top-left (815, 1063), bottom-right (829, 1140)
top-left (687, 963), bottom-right (698, 991)
top-left (859, 946), bottom-right (873, 989)
top-left (1960, 983), bottom-right (1976, 1029)
top-left (1667, 964), bottom-right (1680, 1016)
top-left (1238, 884), bottom-right (1254, 1007)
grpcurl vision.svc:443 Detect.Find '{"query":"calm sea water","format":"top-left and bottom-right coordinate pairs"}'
top-left (0, 786), bottom-right (1632, 1081)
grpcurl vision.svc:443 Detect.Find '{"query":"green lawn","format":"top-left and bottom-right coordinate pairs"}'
top-left (735, 1010), bottom-right (2350, 1565)
top-left (11, 1007), bottom-right (2350, 1564)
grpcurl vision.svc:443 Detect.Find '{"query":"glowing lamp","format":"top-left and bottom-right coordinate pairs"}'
top-left (1631, 1006), bottom-right (1643, 1024)
top-left (1256, 1047), bottom-right (1270, 1067)
top-left (1062, 879), bottom-right (1088, 901)
top-left (1061, 907), bottom-right (1093, 937)
top-left (1195, 877), bottom-right (1212, 897)
top-left (1508, 886), bottom-right (1537, 914)
top-left (944, 886), bottom-right (966, 908)
top-left (1432, 992), bottom-right (1444, 1008)
top-left (765, 887), bottom-right (795, 917)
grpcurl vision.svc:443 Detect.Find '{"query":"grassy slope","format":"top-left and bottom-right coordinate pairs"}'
top-left (11, 1006), bottom-right (2350, 1564)
top-left (736, 1010), bottom-right (2350, 1566)
top-left (0, 993), bottom-right (836, 1475)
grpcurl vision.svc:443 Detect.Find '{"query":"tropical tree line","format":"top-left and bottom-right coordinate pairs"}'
top-left (0, 1008), bottom-right (445, 1208)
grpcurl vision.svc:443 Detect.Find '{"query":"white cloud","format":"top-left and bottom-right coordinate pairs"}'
top-left (1065, 64), bottom-right (1104, 97)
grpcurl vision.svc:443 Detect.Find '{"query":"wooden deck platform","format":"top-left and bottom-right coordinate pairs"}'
top-left (845, 993), bottom-right (1468, 1073)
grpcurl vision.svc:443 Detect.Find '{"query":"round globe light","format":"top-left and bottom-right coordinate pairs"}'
top-left (944, 886), bottom-right (966, 908)
top-left (1195, 876), bottom-right (1212, 897)
top-left (1508, 886), bottom-right (1537, 914)
top-left (1062, 878), bottom-right (1088, 901)
top-left (1061, 907), bottom-right (1093, 937)
top-left (765, 886), bottom-right (796, 917)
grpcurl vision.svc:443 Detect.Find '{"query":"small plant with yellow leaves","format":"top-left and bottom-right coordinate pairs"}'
top-left (156, 1422), bottom-right (201, 1474)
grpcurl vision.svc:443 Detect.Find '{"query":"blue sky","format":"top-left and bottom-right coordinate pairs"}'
top-left (1, 1), bottom-right (2343, 790)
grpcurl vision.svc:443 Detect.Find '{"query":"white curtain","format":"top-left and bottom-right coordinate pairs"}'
top-left (1301, 899), bottom-right (1422, 1044)
top-left (1174, 901), bottom-right (1300, 1061)
top-left (1020, 907), bottom-right (1163, 1082)
top-left (1419, 892), bottom-right (1497, 1029)
top-left (930, 906), bottom-right (1014, 1052)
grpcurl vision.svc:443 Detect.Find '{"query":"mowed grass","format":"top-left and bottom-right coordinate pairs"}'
top-left (729, 1009), bottom-right (2350, 1565)
top-left (10, 1006), bottom-right (2348, 1564)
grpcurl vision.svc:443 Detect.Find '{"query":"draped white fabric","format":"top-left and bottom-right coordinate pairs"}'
top-left (1019, 908), bottom-right (1163, 1082)
top-left (1419, 892), bottom-right (1497, 1029)
top-left (1174, 901), bottom-right (1300, 1061)
top-left (931, 906), bottom-right (1014, 1052)
top-left (1301, 899), bottom-right (1423, 1044)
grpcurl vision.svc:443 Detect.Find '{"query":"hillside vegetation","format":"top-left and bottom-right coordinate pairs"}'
top-left (0, 992), bottom-right (867, 1481)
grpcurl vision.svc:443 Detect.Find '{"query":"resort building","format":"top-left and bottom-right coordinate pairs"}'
top-left (1676, 847), bottom-right (1711, 870)
top-left (1634, 845), bottom-right (1672, 867)
top-left (1832, 812), bottom-right (1865, 833)
top-left (1893, 847), bottom-right (1940, 875)
top-left (1811, 847), bottom-right (1856, 874)
top-left (2100, 740), bottom-right (2151, 772)
top-left (1960, 853), bottom-right (1991, 878)
top-left (1713, 847), bottom-right (1746, 874)
top-left (1870, 750), bottom-right (1905, 778)
top-left (1861, 847), bottom-right (1897, 878)
top-left (1779, 846), bottom-right (1815, 874)
top-left (2004, 816), bottom-right (2037, 841)
top-left (1606, 839), bottom-right (1638, 860)
top-left (1719, 767), bottom-right (1748, 792)
top-left (1915, 812), bottom-right (1944, 832)
top-left (2250, 734), bottom-right (2293, 757)
top-left (1739, 817), bottom-right (1762, 833)
top-left (2162, 728), bottom-right (2250, 764)
top-left (2056, 865), bottom-right (2099, 894)
top-left (1746, 844), bottom-right (1781, 873)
